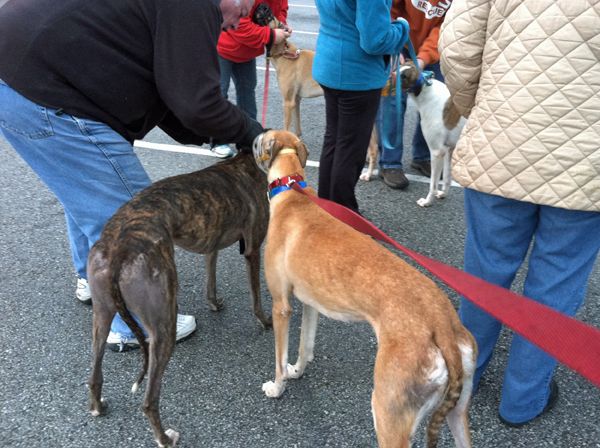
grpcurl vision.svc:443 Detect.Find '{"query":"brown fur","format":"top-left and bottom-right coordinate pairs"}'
top-left (268, 40), bottom-right (323, 136)
top-left (87, 153), bottom-right (270, 448)
top-left (259, 130), bottom-right (477, 447)
top-left (443, 99), bottom-right (462, 129)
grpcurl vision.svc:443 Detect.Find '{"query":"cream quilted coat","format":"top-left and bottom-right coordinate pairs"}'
top-left (439, 0), bottom-right (600, 211)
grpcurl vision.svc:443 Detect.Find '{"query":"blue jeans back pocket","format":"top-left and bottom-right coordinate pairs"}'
top-left (0, 79), bottom-right (55, 139)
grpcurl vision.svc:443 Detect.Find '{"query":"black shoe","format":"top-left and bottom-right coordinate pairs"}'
top-left (498, 379), bottom-right (559, 428)
top-left (380, 168), bottom-right (409, 189)
top-left (410, 160), bottom-right (431, 177)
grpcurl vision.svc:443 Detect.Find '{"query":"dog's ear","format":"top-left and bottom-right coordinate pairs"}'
top-left (295, 139), bottom-right (309, 168)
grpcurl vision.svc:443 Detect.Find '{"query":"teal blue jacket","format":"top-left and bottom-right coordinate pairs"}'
top-left (313, 0), bottom-right (409, 91)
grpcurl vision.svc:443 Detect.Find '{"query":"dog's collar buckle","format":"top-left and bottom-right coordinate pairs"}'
top-left (268, 174), bottom-right (306, 200)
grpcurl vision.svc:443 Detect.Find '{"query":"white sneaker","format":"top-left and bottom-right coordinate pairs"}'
top-left (211, 144), bottom-right (236, 158)
top-left (107, 314), bottom-right (197, 352)
top-left (76, 277), bottom-right (92, 304)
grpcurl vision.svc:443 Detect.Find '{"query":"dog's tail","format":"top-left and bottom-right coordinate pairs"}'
top-left (425, 333), bottom-right (464, 448)
top-left (109, 254), bottom-right (150, 394)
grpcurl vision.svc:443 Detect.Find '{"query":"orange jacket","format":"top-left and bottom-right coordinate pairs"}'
top-left (391, 0), bottom-right (453, 65)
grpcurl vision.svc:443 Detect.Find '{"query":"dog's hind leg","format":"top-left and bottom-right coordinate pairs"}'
top-left (204, 251), bottom-right (224, 312)
top-left (138, 283), bottom-right (179, 448)
top-left (436, 148), bottom-right (453, 200)
top-left (88, 253), bottom-right (116, 416)
top-left (371, 343), bottom-right (421, 448)
top-left (244, 249), bottom-right (272, 328)
top-left (417, 149), bottom-right (444, 207)
top-left (262, 280), bottom-right (293, 398)
top-left (287, 303), bottom-right (318, 379)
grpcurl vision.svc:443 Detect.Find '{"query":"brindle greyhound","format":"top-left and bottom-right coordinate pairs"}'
top-left (87, 152), bottom-right (270, 448)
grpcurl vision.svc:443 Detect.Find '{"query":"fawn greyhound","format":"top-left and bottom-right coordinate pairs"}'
top-left (254, 130), bottom-right (477, 448)
top-left (268, 40), bottom-right (323, 136)
top-left (87, 152), bottom-right (270, 448)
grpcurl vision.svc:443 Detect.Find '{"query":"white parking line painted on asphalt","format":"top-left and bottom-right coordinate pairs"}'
top-left (292, 30), bottom-right (318, 36)
top-left (133, 140), bottom-right (459, 186)
top-left (289, 3), bottom-right (317, 8)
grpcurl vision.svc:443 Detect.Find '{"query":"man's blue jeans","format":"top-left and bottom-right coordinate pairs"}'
top-left (218, 55), bottom-right (258, 120)
top-left (461, 188), bottom-right (600, 423)
top-left (375, 62), bottom-right (444, 169)
top-left (0, 78), bottom-right (150, 337)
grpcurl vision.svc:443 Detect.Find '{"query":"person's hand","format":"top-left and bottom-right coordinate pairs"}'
top-left (417, 58), bottom-right (426, 70)
top-left (273, 27), bottom-right (291, 44)
top-left (237, 117), bottom-right (265, 153)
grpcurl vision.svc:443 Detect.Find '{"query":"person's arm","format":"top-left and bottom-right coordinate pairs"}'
top-left (223, 15), bottom-right (273, 49)
top-left (439, 0), bottom-right (490, 117)
top-left (417, 27), bottom-right (440, 67)
top-left (355, 0), bottom-right (409, 56)
top-left (153, 0), bottom-right (261, 147)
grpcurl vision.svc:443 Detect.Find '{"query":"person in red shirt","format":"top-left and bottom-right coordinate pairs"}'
top-left (375, 0), bottom-right (453, 189)
top-left (212, 1), bottom-right (292, 158)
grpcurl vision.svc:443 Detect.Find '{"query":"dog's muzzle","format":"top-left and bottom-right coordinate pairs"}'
top-left (253, 132), bottom-right (270, 173)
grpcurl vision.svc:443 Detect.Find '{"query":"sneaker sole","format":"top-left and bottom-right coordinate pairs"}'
top-left (76, 295), bottom-right (92, 305)
top-left (107, 327), bottom-right (197, 353)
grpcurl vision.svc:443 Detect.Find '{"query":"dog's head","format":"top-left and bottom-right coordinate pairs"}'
top-left (399, 61), bottom-right (434, 95)
top-left (399, 61), bottom-right (420, 91)
top-left (253, 130), bottom-right (309, 174)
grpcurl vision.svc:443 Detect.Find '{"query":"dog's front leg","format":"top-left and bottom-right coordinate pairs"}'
top-left (262, 292), bottom-right (292, 398)
top-left (204, 251), bottom-right (224, 312)
top-left (287, 303), bottom-right (318, 379)
top-left (293, 98), bottom-right (302, 137)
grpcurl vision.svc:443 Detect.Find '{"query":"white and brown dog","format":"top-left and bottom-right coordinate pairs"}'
top-left (400, 63), bottom-right (466, 207)
top-left (254, 130), bottom-right (477, 447)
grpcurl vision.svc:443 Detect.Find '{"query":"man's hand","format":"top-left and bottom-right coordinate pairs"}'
top-left (237, 117), bottom-right (265, 153)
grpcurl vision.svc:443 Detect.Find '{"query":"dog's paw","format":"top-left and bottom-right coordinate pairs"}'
top-left (417, 197), bottom-right (434, 207)
top-left (207, 298), bottom-right (224, 312)
top-left (262, 380), bottom-right (285, 398)
top-left (157, 428), bottom-right (179, 448)
top-left (90, 397), bottom-right (106, 417)
top-left (435, 190), bottom-right (447, 199)
top-left (286, 363), bottom-right (304, 379)
top-left (256, 313), bottom-right (273, 330)
top-left (359, 173), bottom-right (371, 181)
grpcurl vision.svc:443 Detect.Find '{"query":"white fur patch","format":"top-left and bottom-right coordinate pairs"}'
top-left (262, 380), bottom-right (286, 398)
top-left (413, 348), bottom-right (448, 435)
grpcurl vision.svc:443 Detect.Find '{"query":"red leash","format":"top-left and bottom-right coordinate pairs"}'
top-left (261, 58), bottom-right (270, 127)
top-left (290, 183), bottom-right (600, 388)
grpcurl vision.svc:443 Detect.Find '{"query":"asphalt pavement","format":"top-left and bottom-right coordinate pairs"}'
top-left (1, 1), bottom-right (599, 447)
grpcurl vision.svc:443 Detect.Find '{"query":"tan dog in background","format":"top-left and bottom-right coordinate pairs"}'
top-left (254, 130), bottom-right (477, 448)
top-left (268, 40), bottom-right (323, 136)
top-left (360, 127), bottom-right (380, 181)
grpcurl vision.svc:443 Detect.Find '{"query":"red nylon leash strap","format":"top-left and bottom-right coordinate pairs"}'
top-left (261, 58), bottom-right (270, 127)
top-left (290, 183), bottom-right (600, 387)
